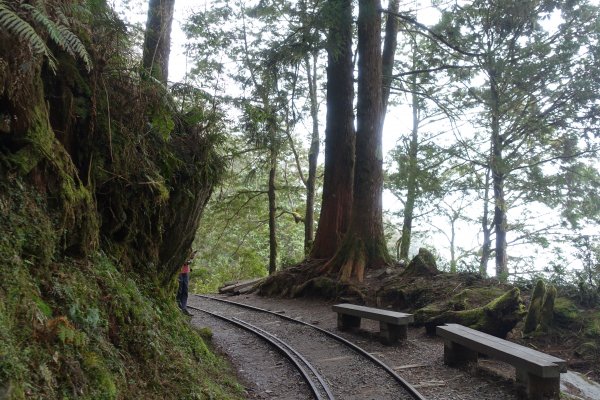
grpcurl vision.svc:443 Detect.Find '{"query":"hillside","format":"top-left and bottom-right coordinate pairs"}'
top-left (0, 1), bottom-right (242, 398)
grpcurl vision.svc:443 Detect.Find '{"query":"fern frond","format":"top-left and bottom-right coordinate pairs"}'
top-left (22, 3), bottom-right (92, 72)
top-left (0, 1), bottom-right (57, 73)
top-left (23, 3), bottom-right (76, 57)
top-left (57, 25), bottom-right (92, 72)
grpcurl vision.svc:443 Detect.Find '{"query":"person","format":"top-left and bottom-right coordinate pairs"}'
top-left (176, 252), bottom-right (195, 316)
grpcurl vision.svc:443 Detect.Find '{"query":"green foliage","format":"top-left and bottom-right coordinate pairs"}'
top-left (0, 0), bottom-right (91, 72)
top-left (192, 166), bottom-right (307, 292)
top-left (572, 235), bottom-right (600, 306)
top-left (0, 0), bottom-right (242, 398)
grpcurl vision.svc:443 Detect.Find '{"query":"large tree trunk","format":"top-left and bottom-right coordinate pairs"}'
top-left (321, 0), bottom-right (390, 282)
top-left (490, 73), bottom-right (508, 278)
top-left (304, 53), bottom-right (320, 254)
top-left (310, 0), bottom-right (355, 259)
top-left (142, 0), bottom-right (175, 83)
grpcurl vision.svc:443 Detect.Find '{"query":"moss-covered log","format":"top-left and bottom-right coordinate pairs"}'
top-left (415, 288), bottom-right (525, 337)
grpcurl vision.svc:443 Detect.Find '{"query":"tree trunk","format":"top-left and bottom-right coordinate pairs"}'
top-left (321, 0), bottom-right (390, 282)
top-left (381, 0), bottom-right (399, 114)
top-left (449, 214), bottom-right (457, 273)
top-left (399, 74), bottom-right (419, 261)
top-left (304, 53), bottom-right (320, 255)
top-left (142, 0), bottom-right (175, 83)
top-left (268, 146), bottom-right (278, 275)
top-left (479, 165), bottom-right (492, 276)
top-left (310, 0), bottom-right (355, 259)
top-left (490, 73), bottom-right (508, 279)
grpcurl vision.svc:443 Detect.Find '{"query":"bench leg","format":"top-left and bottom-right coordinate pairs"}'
top-left (337, 314), bottom-right (361, 331)
top-left (443, 340), bottom-right (478, 367)
top-left (379, 322), bottom-right (406, 345)
top-left (516, 370), bottom-right (560, 400)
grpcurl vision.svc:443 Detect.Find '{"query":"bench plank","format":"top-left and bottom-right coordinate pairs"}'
top-left (437, 324), bottom-right (565, 377)
top-left (332, 303), bottom-right (414, 325)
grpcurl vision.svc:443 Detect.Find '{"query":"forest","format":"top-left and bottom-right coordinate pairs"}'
top-left (0, 0), bottom-right (599, 398)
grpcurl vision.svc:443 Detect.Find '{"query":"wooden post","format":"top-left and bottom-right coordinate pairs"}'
top-left (338, 314), bottom-right (361, 330)
top-left (516, 370), bottom-right (560, 400)
top-left (379, 321), bottom-right (407, 345)
top-left (443, 340), bottom-right (478, 367)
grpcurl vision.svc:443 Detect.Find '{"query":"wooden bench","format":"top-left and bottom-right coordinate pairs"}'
top-left (332, 303), bottom-right (413, 345)
top-left (437, 324), bottom-right (566, 400)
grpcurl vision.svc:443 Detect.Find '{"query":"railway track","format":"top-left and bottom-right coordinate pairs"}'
top-left (189, 294), bottom-right (426, 400)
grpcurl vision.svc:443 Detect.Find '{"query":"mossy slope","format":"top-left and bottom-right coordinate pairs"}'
top-left (0, 1), bottom-right (239, 398)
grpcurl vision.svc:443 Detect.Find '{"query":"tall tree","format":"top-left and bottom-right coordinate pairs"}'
top-left (142, 0), bottom-right (175, 83)
top-left (310, 0), bottom-right (355, 259)
top-left (303, 52), bottom-right (320, 254)
top-left (321, 0), bottom-right (390, 281)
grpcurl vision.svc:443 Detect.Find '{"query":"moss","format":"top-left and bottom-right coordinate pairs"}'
top-left (449, 287), bottom-right (506, 310)
top-left (553, 297), bottom-right (581, 327)
top-left (584, 311), bottom-right (600, 338)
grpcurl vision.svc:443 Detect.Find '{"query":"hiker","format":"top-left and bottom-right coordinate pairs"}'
top-left (177, 251), bottom-right (195, 316)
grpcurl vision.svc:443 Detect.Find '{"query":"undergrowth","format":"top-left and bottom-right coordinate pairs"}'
top-left (0, 181), bottom-right (243, 399)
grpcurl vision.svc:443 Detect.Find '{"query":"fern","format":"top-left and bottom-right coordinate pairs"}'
top-left (24, 4), bottom-right (73, 57)
top-left (23, 3), bottom-right (92, 72)
top-left (57, 24), bottom-right (92, 72)
top-left (0, 1), bottom-right (57, 72)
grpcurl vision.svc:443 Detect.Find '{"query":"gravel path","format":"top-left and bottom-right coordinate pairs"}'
top-left (188, 293), bottom-right (585, 400)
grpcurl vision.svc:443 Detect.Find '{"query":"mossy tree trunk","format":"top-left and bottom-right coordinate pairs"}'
top-left (143, 0), bottom-right (175, 83)
top-left (320, 0), bottom-right (390, 282)
top-left (310, 0), bottom-right (355, 260)
top-left (489, 67), bottom-right (509, 279)
top-left (524, 280), bottom-right (546, 334)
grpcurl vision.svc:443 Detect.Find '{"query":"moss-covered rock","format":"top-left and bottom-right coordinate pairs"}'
top-left (401, 248), bottom-right (439, 277)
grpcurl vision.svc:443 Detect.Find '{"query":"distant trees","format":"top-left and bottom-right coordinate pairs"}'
top-left (181, 0), bottom-right (600, 284)
top-left (438, 0), bottom-right (600, 278)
